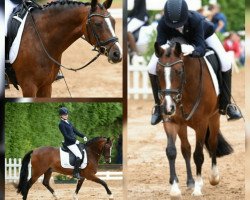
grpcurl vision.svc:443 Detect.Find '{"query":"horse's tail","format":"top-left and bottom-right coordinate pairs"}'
top-left (205, 128), bottom-right (233, 157)
top-left (15, 150), bottom-right (33, 196)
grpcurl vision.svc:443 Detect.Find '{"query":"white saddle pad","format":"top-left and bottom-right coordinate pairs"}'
top-left (60, 148), bottom-right (87, 169)
top-left (9, 12), bottom-right (28, 64)
top-left (204, 50), bottom-right (220, 96)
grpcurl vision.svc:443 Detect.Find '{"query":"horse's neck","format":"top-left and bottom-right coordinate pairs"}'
top-left (183, 58), bottom-right (204, 99)
top-left (35, 4), bottom-right (89, 53)
top-left (88, 140), bottom-right (105, 159)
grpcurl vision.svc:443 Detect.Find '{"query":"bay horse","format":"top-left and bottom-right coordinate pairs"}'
top-left (11, 0), bottom-right (122, 97)
top-left (15, 137), bottom-right (114, 200)
top-left (154, 39), bottom-right (233, 198)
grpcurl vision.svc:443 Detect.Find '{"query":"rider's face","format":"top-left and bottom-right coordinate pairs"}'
top-left (61, 114), bottom-right (68, 120)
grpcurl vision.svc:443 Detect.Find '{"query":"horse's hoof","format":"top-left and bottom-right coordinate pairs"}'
top-left (209, 165), bottom-right (220, 186)
top-left (170, 181), bottom-right (182, 198)
top-left (187, 179), bottom-right (195, 189)
top-left (209, 174), bottom-right (220, 186)
top-left (53, 192), bottom-right (59, 200)
top-left (108, 194), bottom-right (114, 200)
top-left (191, 190), bottom-right (203, 196)
top-left (73, 192), bottom-right (78, 200)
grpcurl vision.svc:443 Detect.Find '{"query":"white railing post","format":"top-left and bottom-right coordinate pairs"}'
top-left (128, 65), bottom-right (152, 100)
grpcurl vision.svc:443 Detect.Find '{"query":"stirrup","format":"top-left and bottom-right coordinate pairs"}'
top-left (225, 104), bottom-right (242, 121)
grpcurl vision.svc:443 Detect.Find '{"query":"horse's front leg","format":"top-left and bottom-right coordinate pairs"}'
top-left (88, 175), bottom-right (113, 200)
top-left (192, 122), bottom-right (208, 196)
top-left (73, 178), bottom-right (85, 200)
top-left (163, 122), bottom-right (181, 199)
top-left (19, 81), bottom-right (38, 97)
top-left (37, 84), bottom-right (52, 97)
top-left (179, 124), bottom-right (195, 189)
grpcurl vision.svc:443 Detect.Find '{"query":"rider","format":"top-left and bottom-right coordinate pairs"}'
top-left (58, 107), bottom-right (88, 179)
top-left (5, 0), bottom-right (64, 88)
top-left (128, 0), bottom-right (148, 62)
top-left (148, 0), bottom-right (242, 125)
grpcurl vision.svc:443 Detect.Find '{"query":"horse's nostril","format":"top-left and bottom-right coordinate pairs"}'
top-left (113, 51), bottom-right (120, 58)
top-left (171, 105), bottom-right (175, 112)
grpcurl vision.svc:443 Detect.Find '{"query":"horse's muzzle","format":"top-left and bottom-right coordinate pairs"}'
top-left (108, 43), bottom-right (122, 63)
top-left (162, 101), bottom-right (176, 116)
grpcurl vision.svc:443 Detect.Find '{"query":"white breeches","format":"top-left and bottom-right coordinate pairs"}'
top-left (147, 33), bottom-right (232, 75)
top-left (67, 144), bottom-right (82, 159)
top-left (5, 0), bottom-right (18, 36)
top-left (128, 18), bottom-right (145, 33)
top-left (205, 33), bottom-right (232, 72)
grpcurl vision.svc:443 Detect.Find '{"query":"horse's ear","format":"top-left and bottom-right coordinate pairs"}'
top-left (91, 0), bottom-right (98, 12)
top-left (174, 42), bottom-right (182, 56)
top-left (103, 0), bottom-right (113, 9)
top-left (154, 42), bottom-right (164, 58)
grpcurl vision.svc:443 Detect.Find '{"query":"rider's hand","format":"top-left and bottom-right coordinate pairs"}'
top-left (83, 137), bottom-right (88, 142)
top-left (76, 140), bottom-right (80, 144)
top-left (181, 44), bottom-right (194, 56)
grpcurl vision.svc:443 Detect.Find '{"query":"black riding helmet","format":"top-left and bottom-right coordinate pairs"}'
top-left (59, 107), bottom-right (68, 116)
top-left (164, 0), bottom-right (189, 28)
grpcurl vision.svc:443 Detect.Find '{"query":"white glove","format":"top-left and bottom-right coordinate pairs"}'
top-left (83, 137), bottom-right (88, 142)
top-left (76, 140), bottom-right (80, 144)
top-left (181, 44), bottom-right (194, 56)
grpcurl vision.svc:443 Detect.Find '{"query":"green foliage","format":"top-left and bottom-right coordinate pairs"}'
top-left (219, 0), bottom-right (244, 31)
top-left (142, 30), bottom-right (157, 64)
top-left (5, 102), bottom-right (122, 164)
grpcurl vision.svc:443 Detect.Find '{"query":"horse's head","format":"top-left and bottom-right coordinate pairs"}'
top-left (102, 137), bottom-right (113, 164)
top-left (155, 41), bottom-right (185, 118)
top-left (85, 0), bottom-right (122, 63)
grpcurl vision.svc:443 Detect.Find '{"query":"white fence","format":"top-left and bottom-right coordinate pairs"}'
top-left (5, 158), bottom-right (123, 183)
top-left (128, 65), bottom-right (152, 100)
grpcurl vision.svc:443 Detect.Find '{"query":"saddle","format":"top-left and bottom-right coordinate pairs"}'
top-left (5, 0), bottom-right (41, 90)
top-left (204, 48), bottom-right (223, 92)
top-left (61, 143), bottom-right (86, 167)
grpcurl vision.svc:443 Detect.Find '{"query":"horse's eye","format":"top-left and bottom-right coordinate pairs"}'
top-left (175, 69), bottom-right (183, 76)
top-left (95, 22), bottom-right (102, 27)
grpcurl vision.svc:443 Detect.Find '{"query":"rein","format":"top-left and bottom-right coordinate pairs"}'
top-left (22, 1), bottom-right (114, 72)
top-left (158, 57), bottom-right (203, 121)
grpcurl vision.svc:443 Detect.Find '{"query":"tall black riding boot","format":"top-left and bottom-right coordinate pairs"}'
top-left (149, 73), bottom-right (162, 125)
top-left (73, 157), bottom-right (82, 180)
top-left (219, 69), bottom-right (242, 120)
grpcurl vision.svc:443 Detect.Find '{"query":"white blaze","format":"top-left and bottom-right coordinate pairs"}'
top-left (105, 18), bottom-right (116, 37)
top-left (105, 18), bottom-right (122, 59)
top-left (164, 67), bottom-right (173, 112)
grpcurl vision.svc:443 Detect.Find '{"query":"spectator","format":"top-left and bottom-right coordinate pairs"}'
top-left (208, 4), bottom-right (227, 33)
top-left (223, 32), bottom-right (241, 59)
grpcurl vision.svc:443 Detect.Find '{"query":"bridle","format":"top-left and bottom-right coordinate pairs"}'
top-left (157, 59), bottom-right (185, 104)
top-left (86, 12), bottom-right (119, 56)
top-left (23, 1), bottom-right (118, 72)
top-left (91, 139), bottom-right (112, 160)
top-left (157, 57), bottom-right (203, 121)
